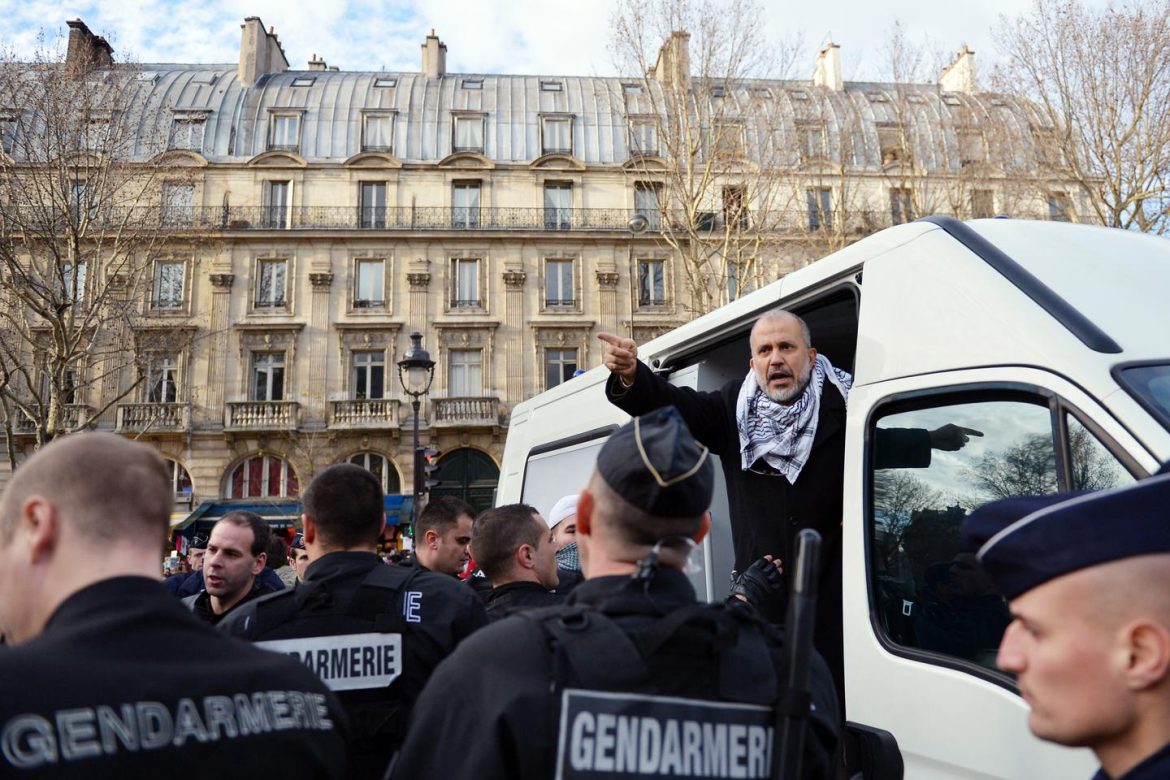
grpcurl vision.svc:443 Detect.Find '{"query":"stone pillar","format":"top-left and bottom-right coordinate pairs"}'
top-left (206, 273), bottom-right (234, 423)
top-left (407, 272), bottom-right (430, 334)
top-left (596, 268), bottom-right (621, 336)
top-left (308, 272), bottom-right (333, 425)
top-left (502, 268), bottom-right (526, 405)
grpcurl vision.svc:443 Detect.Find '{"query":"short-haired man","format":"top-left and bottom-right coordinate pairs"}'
top-left (411, 495), bottom-right (474, 576)
top-left (289, 531), bottom-right (310, 581)
top-left (471, 504), bottom-right (562, 621)
top-left (183, 511), bottom-right (280, 624)
top-left (0, 433), bottom-right (348, 777)
top-left (390, 407), bottom-right (840, 779)
top-left (962, 471), bottom-right (1170, 780)
top-left (221, 464), bottom-right (488, 779)
top-left (163, 533), bottom-right (207, 595)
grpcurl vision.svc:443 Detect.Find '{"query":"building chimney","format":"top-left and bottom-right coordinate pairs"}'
top-left (813, 43), bottom-right (842, 91)
top-left (649, 31), bottom-right (691, 86)
top-left (940, 46), bottom-right (976, 94)
top-left (308, 54), bottom-right (327, 71)
top-left (238, 16), bottom-right (289, 87)
top-left (421, 30), bottom-right (447, 78)
top-left (65, 19), bottom-right (115, 75)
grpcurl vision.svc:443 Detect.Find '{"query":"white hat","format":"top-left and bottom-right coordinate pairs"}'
top-left (547, 494), bottom-right (579, 530)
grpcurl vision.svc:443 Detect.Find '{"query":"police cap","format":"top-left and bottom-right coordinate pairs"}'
top-left (961, 470), bottom-right (1170, 601)
top-left (190, 534), bottom-right (209, 550)
top-left (597, 406), bottom-right (713, 518)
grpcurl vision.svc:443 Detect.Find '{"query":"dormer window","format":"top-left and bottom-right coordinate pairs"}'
top-left (292, 77), bottom-right (316, 87)
top-left (269, 113), bottom-right (301, 152)
top-left (462, 79), bottom-right (483, 90)
top-left (374, 77), bottom-right (397, 88)
top-left (541, 81), bottom-right (563, 92)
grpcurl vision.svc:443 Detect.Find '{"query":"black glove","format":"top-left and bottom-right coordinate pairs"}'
top-left (728, 557), bottom-right (785, 607)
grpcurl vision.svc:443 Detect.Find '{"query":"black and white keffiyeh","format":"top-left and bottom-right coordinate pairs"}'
top-left (735, 354), bottom-right (852, 484)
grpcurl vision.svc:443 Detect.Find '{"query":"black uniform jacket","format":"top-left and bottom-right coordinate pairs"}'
top-left (606, 362), bottom-right (928, 691)
top-left (388, 569), bottom-right (840, 780)
top-left (219, 552), bottom-right (487, 778)
top-left (482, 580), bottom-right (563, 621)
top-left (0, 577), bottom-right (348, 779)
top-left (1093, 742), bottom-right (1170, 780)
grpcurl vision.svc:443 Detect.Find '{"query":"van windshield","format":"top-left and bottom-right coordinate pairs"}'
top-left (1118, 363), bottom-right (1170, 432)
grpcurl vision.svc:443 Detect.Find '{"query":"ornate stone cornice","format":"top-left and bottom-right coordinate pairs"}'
top-left (209, 273), bottom-right (235, 290)
top-left (407, 272), bottom-right (430, 290)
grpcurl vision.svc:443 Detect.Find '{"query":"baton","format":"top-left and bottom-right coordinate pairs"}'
top-left (775, 528), bottom-right (821, 779)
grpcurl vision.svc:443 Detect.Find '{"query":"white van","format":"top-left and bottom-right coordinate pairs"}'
top-left (496, 217), bottom-right (1170, 779)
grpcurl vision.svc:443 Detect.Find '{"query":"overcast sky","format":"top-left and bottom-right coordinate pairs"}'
top-left (0, 0), bottom-right (1107, 82)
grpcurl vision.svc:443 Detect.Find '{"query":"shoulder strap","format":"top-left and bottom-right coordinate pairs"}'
top-left (524, 606), bottom-right (649, 690)
top-left (348, 563), bottom-right (422, 630)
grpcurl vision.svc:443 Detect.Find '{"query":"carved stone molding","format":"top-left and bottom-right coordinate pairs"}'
top-left (407, 272), bottom-right (431, 290)
top-left (434, 321), bottom-right (498, 350)
top-left (234, 323), bottom-right (304, 360)
top-left (533, 323), bottom-right (593, 349)
top-left (595, 271), bottom-right (620, 288)
top-left (209, 273), bottom-right (235, 290)
top-left (335, 323), bottom-right (400, 350)
top-left (502, 270), bottom-right (526, 289)
top-left (309, 272), bottom-right (334, 290)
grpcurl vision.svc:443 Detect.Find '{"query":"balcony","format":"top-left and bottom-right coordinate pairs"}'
top-left (11, 404), bottom-right (94, 435)
top-left (431, 397), bottom-right (502, 429)
top-left (187, 206), bottom-right (636, 233)
top-left (225, 400), bottom-right (299, 431)
top-left (330, 398), bottom-right (401, 429)
top-left (116, 402), bottom-right (190, 433)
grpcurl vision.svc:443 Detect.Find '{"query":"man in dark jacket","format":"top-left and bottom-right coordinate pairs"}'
top-left (389, 407), bottom-right (839, 780)
top-left (182, 510), bottom-right (281, 624)
top-left (471, 503), bottom-right (562, 620)
top-left (0, 432), bottom-right (348, 778)
top-left (220, 463), bottom-right (488, 778)
top-left (599, 309), bottom-right (975, 693)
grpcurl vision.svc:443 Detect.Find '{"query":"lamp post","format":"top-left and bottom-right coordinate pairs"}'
top-left (397, 332), bottom-right (435, 526)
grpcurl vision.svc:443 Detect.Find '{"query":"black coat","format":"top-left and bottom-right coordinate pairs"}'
top-left (0, 577), bottom-right (348, 779)
top-left (220, 552), bottom-right (487, 779)
top-left (388, 570), bottom-right (840, 780)
top-left (482, 580), bottom-right (563, 621)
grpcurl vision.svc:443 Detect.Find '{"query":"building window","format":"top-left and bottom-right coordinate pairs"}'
top-left (710, 83), bottom-right (726, 98)
top-left (712, 121), bottom-right (745, 158)
top-left (545, 259), bottom-right (575, 307)
top-left (227, 454), bottom-right (298, 498)
top-left (544, 183), bottom-right (572, 230)
top-left (540, 81), bottom-right (563, 92)
top-left (353, 258), bottom-right (384, 307)
top-left (634, 182), bottom-right (662, 230)
top-left (629, 120), bottom-right (658, 156)
top-left (160, 183), bottom-right (194, 226)
top-left (82, 117), bottom-right (109, 151)
top-left (146, 354), bottom-right (179, 403)
top-left (449, 350), bottom-right (483, 396)
top-left (453, 116), bottom-right (484, 153)
top-left (971, 189), bottom-right (995, 219)
top-left (153, 260), bottom-right (185, 309)
top-left (264, 180), bottom-right (290, 229)
top-left (255, 259), bottom-right (287, 308)
top-left (349, 452), bottom-right (399, 494)
top-left (292, 77), bottom-right (316, 87)
top-left (958, 128), bottom-right (985, 166)
top-left (169, 117), bottom-right (205, 151)
top-left (70, 181), bottom-right (94, 221)
top-left (461, 79), bottom-right (483, 90)
top-left (0, 113), bottom-right (17, 154)
top-left (452, 182), bottom-right (480, 228)
top-left (165, 458), bottom-right (194, 501)
top-left (374, 77), bottom-right (397, 88)
top-left (251, 352), bottom-right (285, 401)
top-left (622, 83), bottom-right (644, 94)
top-left (545, 348), bottom-right (578, 390)
top-left (806, 188), bottom-right (832, 230)
top-left (1048, 193), bottom-right (1072, 222)
top-left (541, 116), bottom-right (572, 155)
top-left (63, 261), bottom-right (86, 304)
top-left (359, 182), bottom-right (386, 229)
top-left (798, 124), bottom-right (825, 162)
top-left (726, 261), bottom-right (755, 301)
top-left (890, 188), bottom-right (914, 225)
top-left (269, 114), bottom-right (301, 151)
top-left (352, 351), bottom-right (385, 399)
top-left (878, 124), bottom-right (907, 165)
top-left (451, 258), bottom-right (480, 308)
top-left (723, 186), bottom-right (748, 229)
top-left (637, 259), bottom-right (666, 306)
top-left (362, 114), bottom-right (393, 152)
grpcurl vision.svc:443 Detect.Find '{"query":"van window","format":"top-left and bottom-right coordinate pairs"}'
top-left (868, 393), bottom-right (1135, 676)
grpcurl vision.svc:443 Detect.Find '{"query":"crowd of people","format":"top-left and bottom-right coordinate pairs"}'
top-left (0, 307), bottom-right (1166, 780)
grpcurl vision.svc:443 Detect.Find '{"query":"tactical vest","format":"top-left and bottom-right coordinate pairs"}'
top-left (249, 563), bottom-right (422, 756)
top-left (524, 599), bottom-right (810, 780)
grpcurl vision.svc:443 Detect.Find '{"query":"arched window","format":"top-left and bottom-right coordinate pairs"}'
top-left (348, 452), bottom-right (401, 494)
top-left (225, 454), bottom-right (299, 498)
top-left (163, 458), bottom-right (194, 501)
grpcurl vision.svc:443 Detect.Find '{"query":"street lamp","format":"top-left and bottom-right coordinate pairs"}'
top-left (397, 332), bottom-right (435, 525)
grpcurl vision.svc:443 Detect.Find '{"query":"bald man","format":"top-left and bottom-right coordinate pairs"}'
top-left (962, 471), bottom-right (1170, 780)
top-left (0, 433), bottom-right (348, 777)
